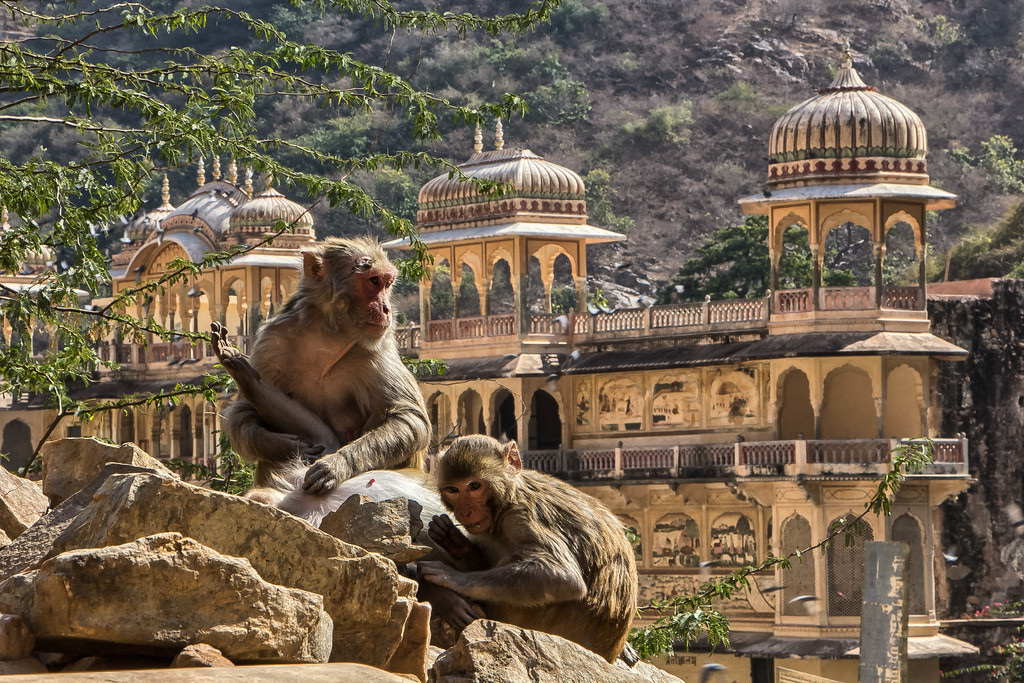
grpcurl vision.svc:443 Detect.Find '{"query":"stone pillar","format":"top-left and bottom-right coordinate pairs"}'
top-left (515, 273), bottom-right (528, 334)
top-left (574, 276), bottom-right (588, 313)
top-left (859, 541), bottom-right (909, 683)
top-left (874, 241), bottom-right (885, 308)
top-left (916, 243), bottom-right (927, 309)
top-left (769, 245), bottom-right (781, 293)
top-left (479, 279), bottom-right (491, 317)
top-left (810, 243), bottom-right (822, 310)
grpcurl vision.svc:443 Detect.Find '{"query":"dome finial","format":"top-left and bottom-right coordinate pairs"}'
top-left (160, 173), bottom-right (172, 209)
top-left (196, 156), bottom-right (206, 187)
top-left (212, 155), bottom-right (221, 180)
top-left (495, 119), bottom-right (504, 151)
top-left (841, 40), bottom-right (853, 69)
top-left (244, 168), bottom-right (254, 199)
top-left (227, 158), bottom-right (238, 185)
top-left (473, 124), bottom-right (483, 153)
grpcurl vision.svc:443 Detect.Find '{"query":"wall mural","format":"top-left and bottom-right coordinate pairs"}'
top-left (619, 515), bottom-right (643, 564)
top-left (651, 373), bottom-right (701, 428)
top-left (709, 368), bottom-right (760, 426)
top-left (710, 512), bottom-right (756, 566)
top-left (597, 378), bottom-right (643, 432)
top-left (652, 513), bottom-right (701, 568)
top-left (574, 377), bottom-right (593, 428)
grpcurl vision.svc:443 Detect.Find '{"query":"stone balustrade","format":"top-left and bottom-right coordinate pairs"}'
top-left (519, 436), bottom-right (968, 481)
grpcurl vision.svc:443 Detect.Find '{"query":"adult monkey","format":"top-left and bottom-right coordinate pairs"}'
top-left (211, 236), bottom-right (430, 498)
top-left (418, 434), bottom-right (638, 663)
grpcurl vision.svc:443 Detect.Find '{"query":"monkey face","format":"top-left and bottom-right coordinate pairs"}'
top-left (440, 477), bottom-right (494, 534)
top-left (353, 266), bottom-right (396, 338)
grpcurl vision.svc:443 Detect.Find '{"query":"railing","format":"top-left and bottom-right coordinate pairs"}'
top-left (821, 286), bottom-right (874, 310)
top-left (885, 286), bottom-right (921, 310)
top-left (488, 314), bottom-right (516, 336)
top-left (776, 289), bottom-right (812, 313)
top-left (518, 436), bottom-right (968, 481)
top-left (457, 316), bottom-right (486, 338)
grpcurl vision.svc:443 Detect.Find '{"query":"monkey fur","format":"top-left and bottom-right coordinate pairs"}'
top-left (419, 434), bottom-right (639, 663)
top-left (214, 236), bottom-right (430, 498)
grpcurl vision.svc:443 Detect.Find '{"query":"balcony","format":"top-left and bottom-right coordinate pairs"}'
top-left (499, 437), bottom-right (968, 482)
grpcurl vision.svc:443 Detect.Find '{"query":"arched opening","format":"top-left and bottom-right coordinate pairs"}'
top-left (179, 405), bottom-right (193, 462)
top-left (779, 222), bottom-right (813, 289)
top-left (821, 366), bottom-right (875, 439)
top-left (653, 513), bottom-right (700, 567)
top-left (883, 221), bottom-right (918, 286)
top-left (429, 259), bottom-right (454, 321)
top-left (827, 515), bottom-right (873, 617)
top-left (427, 392), bottom-right (452, 449)
top-left (781, 515), bottom-right (815, 616)
top-left (883, 365), bottom-right (923, 438)
top-left (457, 263), bottom-right (481, 318)
top-left (491, 389), bottom-right (518, 443)
top-left (120, 409), bottom-right (136, 444)
top-left (1, 419), bottom-right (33, 473)
top-left (710, 512), bottom-right (756, 566)
top-left (457, 389), bottom-right (485, 436)
top-left (529, 389), bottom-right (561, 450)
top-left (823, 222), bottom-right (873, 286)
top-left (777, 369), bottom-right (814, 440)
top-left (488, 259), bottom-right (514, 315)
top-left (891, 513), bottom-right (926, 615)
top-left (550, 253), bottom-right (577, 314)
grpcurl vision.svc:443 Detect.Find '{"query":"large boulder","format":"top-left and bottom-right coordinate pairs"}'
top-left (43, 472), bottom-right (427, 675)
top-left (0, 463), bottom-right (165, 583)
top-left (0, 468), bottom-right (48, 539)
top-left (39, 438), bottom-right (172, 506)
top-left (319, 494), bottom-right (432, 565)
top-left (429, 620), bottom-right (684, 683)
top-left (0, 533), bottom-right (332, 663)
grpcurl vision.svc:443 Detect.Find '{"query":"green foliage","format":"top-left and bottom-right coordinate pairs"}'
top-left (622, 102), bottom-right (693, 146)
top-left (167, 432), bottom-right (255, 496)
top-left (918, 14), bottom-right (965, 47)
top-left (551, 285), bottom-right (576, 314)
top-left (0, 0), bottom-right (558, 459)
top-left (945, 200), bottom-right (1024, 280)
top-left (583, 168), bottom-right (634, 233)
top-left (949, 135), bottom-right (1024, 194)
top-left (528, 53), bottom-right (591, 125)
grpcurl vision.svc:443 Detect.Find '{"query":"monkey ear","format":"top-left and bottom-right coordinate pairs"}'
top-left (503, 441), bottom-right (523, 474)
top-left (302, 251), bottom-right (326, 282)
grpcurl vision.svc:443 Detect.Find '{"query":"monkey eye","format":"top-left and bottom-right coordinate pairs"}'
top-left (442, 486), bottom-right (460, 495)
top-left (369, 275), bottom-right (381, 286)
top-left (467, 480), bottom-right (483, 492)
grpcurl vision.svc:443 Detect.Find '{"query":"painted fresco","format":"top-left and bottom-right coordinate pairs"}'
top-left (574, 377), bottom-right (593, 427)
top-left (709, 368), bottom-right (760, 426)
top-left (651, 373), bottom-right (701, 428)
top-left (619, 515), bottom-right (643, 564)
top-left (597, 378), bottom-right (643, 432)
top-left (652, 513), bottom-right (700, 567)
top-left (710, 512), bottom-right (756, 566)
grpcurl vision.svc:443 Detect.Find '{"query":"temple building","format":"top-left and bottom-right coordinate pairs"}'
top-left (385, 51), bottom-right (976, 682)
top-left (0, 50), bottom-right (980, 682)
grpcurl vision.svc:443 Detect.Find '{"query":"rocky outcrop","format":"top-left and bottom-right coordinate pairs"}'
top-left (39, 438), bottom-right (172, 506)
top-left (0, 467), bottom-right (48, 539)
top-left (319, 494), bottom-right (433, 565)
top-left (930, 280), bottom-right (1024, 616)
top-left (0, 533), bottom-right (333, 663)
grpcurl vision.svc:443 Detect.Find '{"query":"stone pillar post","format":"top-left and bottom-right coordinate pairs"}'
top-left (811, 243), bottom-right (822, 311)
top-left (874, 241), bottom-right (885, 308)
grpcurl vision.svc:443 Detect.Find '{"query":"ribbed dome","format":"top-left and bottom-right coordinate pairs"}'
top-left (417, 146), bottom-right (587, 230)
top-left (228, 184), bottom-right (314, 239)
top-left (766, 51), bottom-right (929, 188)
top-left (127, 174), bottom-right (175, 243)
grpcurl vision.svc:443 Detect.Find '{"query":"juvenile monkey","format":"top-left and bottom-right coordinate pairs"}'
top-left (212, 236), bottom-right (430, 498)
top-left (418, 434), bottom-right (638, 663)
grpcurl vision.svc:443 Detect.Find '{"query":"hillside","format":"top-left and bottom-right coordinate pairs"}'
top-left (6, 0), bottom-right (1024, 292)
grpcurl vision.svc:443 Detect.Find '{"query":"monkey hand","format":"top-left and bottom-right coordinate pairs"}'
top-left (259, 430), bottom-right (325, 463)
top-left (417, 581), bottom-right (485, 630)
top-left (428, 514), bottom-right (474, 560)
top-left (417, 560), bottom-right (465, 593)
top-left (301, 452), bottom-right (353, 495)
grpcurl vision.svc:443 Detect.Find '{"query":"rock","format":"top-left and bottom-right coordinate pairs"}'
top-left (0, 463), bottom-right (167, 583)
top-left (0, 533), bottom-right (333, 664)
top-left (0, 662), bottom-right (413, 681)
top-left (0, 528), bottom-right (10, 549)
top-left (39, 437), bottom-right (173, 506)
top-left (429, 620), bottom-right (685, 682)
top-left (0, 467), bottom-right (48, 539)
top-left (0, 657), bottom-right (46, 675)
top-left (0, 614), bottom-right (34, 660)
top-left (319, 495), bottom-right (432, 565)
top-left (62, 655), bottom-right (164, 672)
top-left (43, 472), bottom-right (426, 672)
top-left (171, 644), bottom-right (235, 668)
